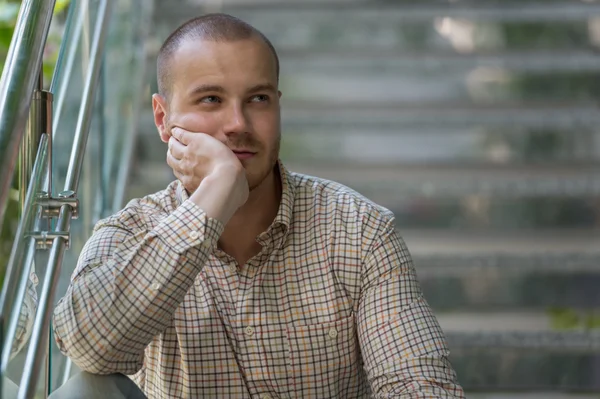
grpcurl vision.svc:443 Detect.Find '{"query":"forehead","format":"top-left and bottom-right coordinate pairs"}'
top-left (169, 37), bottom-right (278, 93)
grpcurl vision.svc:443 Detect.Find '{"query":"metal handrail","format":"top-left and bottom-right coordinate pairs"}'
top-left (17, 1), bottom-right (113, 397)
top-left (52, 0), bottom-right (85, 137)
top-left (0, 0), bottom-right (55, 228)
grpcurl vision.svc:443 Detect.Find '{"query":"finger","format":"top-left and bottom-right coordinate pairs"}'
top-left (166, 148), bottom-right (180, 170)
top-left (171, 127), bottom-right (191, 145)
top-left (168, 136), bottom-right (186, 160)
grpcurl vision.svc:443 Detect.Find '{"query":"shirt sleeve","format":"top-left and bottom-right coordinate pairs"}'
top-left (52, 200), bottom-right (224, 375)
top-left (10, 270), bottom-right (38, 361)
top-left (357, 216), bottom-right (465, 398)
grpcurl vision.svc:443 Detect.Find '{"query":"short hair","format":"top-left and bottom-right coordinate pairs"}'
top-left (157, 13), bottom-right (280, 99)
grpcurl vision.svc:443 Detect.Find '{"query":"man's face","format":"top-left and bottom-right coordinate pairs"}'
top-left (153, 37), bottom-right (281, 190)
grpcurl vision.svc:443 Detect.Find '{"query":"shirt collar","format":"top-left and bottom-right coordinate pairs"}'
top-left (271, 159), bottom-right (295, 238)
top-left (174, 159), bottom-right (295, 244)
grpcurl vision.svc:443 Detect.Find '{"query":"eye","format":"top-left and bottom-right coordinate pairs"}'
top-left (199, 95), bottom-right (221, 104)
top-left (250, 94), bottom-right (269, 103)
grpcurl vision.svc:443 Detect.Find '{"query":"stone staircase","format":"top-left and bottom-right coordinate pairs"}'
top-left (128, 0), bottom-right (600, 395)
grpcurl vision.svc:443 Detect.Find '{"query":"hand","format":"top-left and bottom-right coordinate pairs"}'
top-left (167, 127), bottom-right (249, 223)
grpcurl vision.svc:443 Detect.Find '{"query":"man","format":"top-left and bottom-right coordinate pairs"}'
top-left (52, 13), bottom-right (464, 399)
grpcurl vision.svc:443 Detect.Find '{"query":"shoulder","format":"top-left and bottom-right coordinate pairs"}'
top-left (93, 181), bottom-right (180, 233)
top-left (288, 171), bottom-right (395, 237)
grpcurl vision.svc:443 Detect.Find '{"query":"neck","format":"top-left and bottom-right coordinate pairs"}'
top-left (219, 165), bottom-right (281, 257)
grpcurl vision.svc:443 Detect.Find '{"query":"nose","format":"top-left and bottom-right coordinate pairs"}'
top-left (222, 103), bottom-right (250, 137)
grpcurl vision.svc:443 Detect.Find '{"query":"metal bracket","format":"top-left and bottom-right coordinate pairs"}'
top-left (30, 231), bottom-right (70, 250)
top-left (38, 190), bottom-right (79, 219)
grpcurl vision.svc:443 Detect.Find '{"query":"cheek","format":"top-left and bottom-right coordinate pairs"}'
top-left (250, 110), bottom-right (280, 142)
top-left (169, 110), bottom-right (221, 135)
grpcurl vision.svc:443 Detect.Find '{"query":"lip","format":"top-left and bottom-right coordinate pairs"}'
top-left (232, 150), bottom-right (256, 160)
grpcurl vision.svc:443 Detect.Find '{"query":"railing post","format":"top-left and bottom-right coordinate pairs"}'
top-left (19, 72), bottom-right (52, 208)
top-left (0, 0), bottom-right (56, 229)
top-left (15, 64), bottom-right (54, 397)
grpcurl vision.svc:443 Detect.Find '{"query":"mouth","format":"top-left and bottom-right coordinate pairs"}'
top-left (232, 150), bottom-right (256, 160)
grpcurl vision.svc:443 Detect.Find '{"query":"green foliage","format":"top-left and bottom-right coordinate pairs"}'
top-left (548, 307), bottom-right (600, 331)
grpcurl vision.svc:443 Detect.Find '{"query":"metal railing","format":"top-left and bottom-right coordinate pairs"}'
top-left (0, 0), bottom-right (151, 396)
top-left (0, 0), bottom-right (55, 246)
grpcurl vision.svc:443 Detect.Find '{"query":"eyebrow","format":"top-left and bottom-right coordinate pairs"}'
top-left (247, 83), bottom-right (277, 93)
top-left (188, 83), bottom-right (277, 98)
top-left (188, 84), bottom-right (225, 97)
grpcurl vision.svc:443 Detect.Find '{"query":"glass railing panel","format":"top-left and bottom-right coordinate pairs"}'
top-left (0, 1), bottom-right (76, 396)
top-left (3, 0), bottom-right (105, 396)
top-left (48, 0), bottom-right (153, 393)
top-left (0, 0), bottom-right (151, 396)
top-left (2, 134), bottom-right (51, 399)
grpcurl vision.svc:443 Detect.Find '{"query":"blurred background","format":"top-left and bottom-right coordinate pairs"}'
top-left (1, 0), bottom-right (600, 397)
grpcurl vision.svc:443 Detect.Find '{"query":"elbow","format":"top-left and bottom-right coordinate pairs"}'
top-left (55, 326), bottom-right (144, 375)
top-left (53, 300), bottom-right (144, 376)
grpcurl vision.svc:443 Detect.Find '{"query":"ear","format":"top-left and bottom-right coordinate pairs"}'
top-left (152, 93), bottom-right (170, 143)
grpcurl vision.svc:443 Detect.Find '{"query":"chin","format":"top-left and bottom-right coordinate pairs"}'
top-left (248, 164), bottom-right (277, 191)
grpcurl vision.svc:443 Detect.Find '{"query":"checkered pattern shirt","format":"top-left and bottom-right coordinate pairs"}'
top-left (53, 162), bottom-right (464, 399)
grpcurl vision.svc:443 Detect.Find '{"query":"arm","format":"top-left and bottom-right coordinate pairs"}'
top-left (52, 200), bottom-right (223, 375)
top-left (357, 216), bottom-right (465, 398)
top-left (10, 271), bottom-right (38, 360)
top-left (53, 127), bottom-right (248, 375)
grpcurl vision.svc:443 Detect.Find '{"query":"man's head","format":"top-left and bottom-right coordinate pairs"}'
top-left (152, 13), bottom-right (282, 190)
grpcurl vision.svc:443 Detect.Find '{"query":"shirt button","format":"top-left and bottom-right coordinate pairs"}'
top-left (328, 327), bottom-right (338, 339)
top-left (261, 394), bottom-right (272, 399)
top-left (201, 240), bottom-right (211, 248)
top-left (245, 326), bottom-right (255, 336)
top-left (229, 264), bottom-right (237, 274)
top-left (151, 283), bottom-right (161, 291)
top-left (189, 231), bottom-right (199, 240)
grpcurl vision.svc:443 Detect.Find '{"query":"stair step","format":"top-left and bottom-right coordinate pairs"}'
top-left (279, 129), bottom-right (599, 166)
top-left (451, 349), bottom-right (600, 391)
top-left (279, 51), bottom-right (600, 73)
top-left (280, 102), bottom-right (600, 129)
top-left (419, 260), bottom-right (600, 310)
top-left (446, 330), bottom-right (600, 352)
top-left (468, 395), bottom-right (598, 399)
top-left (156, 2), bottom-right (600, 25)
top-left (415, 253), bottom-right (599, 273)
top-left (284, 161), bottom-right (600, 198)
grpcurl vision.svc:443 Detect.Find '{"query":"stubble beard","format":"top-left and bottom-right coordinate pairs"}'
top-left (248, 133), bottom-right (280, 191)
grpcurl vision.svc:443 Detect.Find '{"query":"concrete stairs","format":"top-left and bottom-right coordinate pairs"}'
top-left (126, 0), bottom-right (600, 394)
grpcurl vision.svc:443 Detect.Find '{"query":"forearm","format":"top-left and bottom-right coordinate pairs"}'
top-left (363, 295), bottom-right (464, 398)
top-left (53, 201), bottom-right (223, 374)
top-left (371, 357), bottom-right (462, 398)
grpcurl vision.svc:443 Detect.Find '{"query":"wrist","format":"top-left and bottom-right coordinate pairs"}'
top-left (189, 164), bottom-right (244, 224)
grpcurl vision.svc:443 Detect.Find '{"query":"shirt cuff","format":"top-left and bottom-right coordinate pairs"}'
top-left (151, 199), bottom-right (224, 254)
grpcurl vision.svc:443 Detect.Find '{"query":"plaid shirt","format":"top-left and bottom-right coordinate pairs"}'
top-left (53, 162), bottom-right (464, 399)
